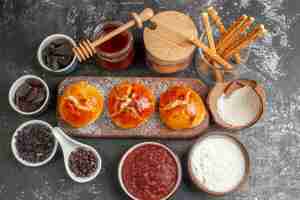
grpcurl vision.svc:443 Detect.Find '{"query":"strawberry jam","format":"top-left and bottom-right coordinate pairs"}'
top-left (93, 21), bottom-right (134, 70)
top-left (121, 143), bottom-right (180, 200)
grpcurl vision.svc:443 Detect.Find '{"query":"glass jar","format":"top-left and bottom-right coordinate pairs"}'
top-left (92, 21), bottom-right (134, 70)
top-left (196, 32), bottom-right (250, 86)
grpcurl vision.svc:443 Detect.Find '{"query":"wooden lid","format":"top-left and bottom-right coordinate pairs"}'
top-left (144, 11), bottom-right (198, 63)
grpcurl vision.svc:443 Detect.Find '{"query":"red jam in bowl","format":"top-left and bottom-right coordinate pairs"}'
top-left (121, 143), bottom-right (180, 200)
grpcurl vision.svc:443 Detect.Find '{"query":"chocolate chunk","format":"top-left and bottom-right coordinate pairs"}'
top-left (14, 79), bottom-right (46, 112)
top-left (15, 82), bottom-right (32, 98)
top-left (42, 38), bottom-right (74, 71)
top-left (28, 79), bottom-right (43, 87)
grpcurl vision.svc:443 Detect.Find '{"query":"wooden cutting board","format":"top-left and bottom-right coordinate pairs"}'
top-left (57, 76), bottom-right (209, 139)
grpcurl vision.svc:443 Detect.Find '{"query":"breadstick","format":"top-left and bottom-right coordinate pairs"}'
top-left (207, 6), bottom-right (241, 64)
top-left (239, 16), bottom-right (255, 34)
top-left (223, 24), bottom-right (267, 59)
top-left (218, 16), bottom-right (255, 59)
top-left (202, 12), bottom-right (223, 82)
top-left (222, 16), bottom-right (255, 62)
top-left (217, 15), bottom-right (248, 54)
top-left (207, 7), bottom-right (226, 34)
top-left (226, 15), bottom-right (248, 35)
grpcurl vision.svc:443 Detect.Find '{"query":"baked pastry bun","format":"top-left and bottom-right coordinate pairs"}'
top-left (108, 82), bottom-right (155, 129)
top-left (58, 81), bottom-right (104, 128)
top-left (159, 86), bottom-right (207, 130)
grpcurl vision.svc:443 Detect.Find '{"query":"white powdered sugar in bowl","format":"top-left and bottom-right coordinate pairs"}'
top-left (216, 86), bottom-right (262, 127)
top-left (188, 134), bottom-right (248, 194)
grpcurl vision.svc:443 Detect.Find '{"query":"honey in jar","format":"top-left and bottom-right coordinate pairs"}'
top-left (92, 21), bottom-right (134, 70)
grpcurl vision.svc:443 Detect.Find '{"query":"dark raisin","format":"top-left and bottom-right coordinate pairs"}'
top-left (68, 148), bottom-right (98, 177)
top-left (15, 124), bottom-right (55, 163)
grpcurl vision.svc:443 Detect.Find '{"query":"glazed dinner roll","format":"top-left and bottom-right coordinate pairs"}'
top-left (108, 82), bottom-right (155, 129)
top-left (58, 81), bottom-right (104, 128)
top-left (159, 86), bottom-right (207, 130)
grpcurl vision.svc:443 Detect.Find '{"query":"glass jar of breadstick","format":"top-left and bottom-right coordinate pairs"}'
top-left (196, 35), bottom-right (250, 85)
top-left (196, 29), bottom-right (251, 85)
top-left (196, 8), bottom-right (253, 85)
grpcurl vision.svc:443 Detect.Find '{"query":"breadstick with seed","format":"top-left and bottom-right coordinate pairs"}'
top-left (223, 24), bottom-right (267, 60)
top-left (202, 12), bottom-right (223, 82)
top-left (217, 15), bottom-right (248, 54)
top-left (207, 6), bottom-right (241, 63)
top-left (207, 7), bottom-right (226, 34)
top-left (218, 16), bottom-right (255, 56)
top-left (239, 16), bottom-right (255, 34)
top-left (226, 15), bottom-right (248, 35)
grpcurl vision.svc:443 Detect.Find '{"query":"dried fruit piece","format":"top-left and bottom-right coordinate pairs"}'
top-left (68, 148), bottom-right (98, 177)
top-left (15, 124), bottom-right (55, 163)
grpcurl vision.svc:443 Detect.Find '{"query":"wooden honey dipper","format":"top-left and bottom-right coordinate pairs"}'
top-left (73, 8), bottom-right (154, 62)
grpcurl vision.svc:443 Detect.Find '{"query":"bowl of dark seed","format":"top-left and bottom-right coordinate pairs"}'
top-left (8, 75), bottom-right (50, 115)
top-left (66, 147), bottom-right (101, 183)
top-left (11, 120), bottom-right (58, 167)
top-left (37, 34), bottom-right (77, 74)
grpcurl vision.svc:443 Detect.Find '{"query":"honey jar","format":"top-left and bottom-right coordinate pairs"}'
top-left (143, 11), bottom-right (198, 74)
top-left (92, 21), bottom-right (135, 70)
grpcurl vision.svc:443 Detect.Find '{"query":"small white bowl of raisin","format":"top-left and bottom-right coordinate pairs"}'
top-left (11, 120), bottom-right (58, 167)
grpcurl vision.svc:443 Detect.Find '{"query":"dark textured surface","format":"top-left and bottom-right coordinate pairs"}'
top-left (1, 0), bottom-right (300, 199)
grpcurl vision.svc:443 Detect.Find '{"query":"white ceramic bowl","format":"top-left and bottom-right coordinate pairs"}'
top-left (52, 126), bottom-right (102, 183)
top-left (37, 34), bottom-right (78, 74)
top-left (8, 75), bottom-right (50, 115)
top-left (65, 145), bottom-right (102, 183)
top-left (118, 142), bottom-right (182, 200)
top-left (11, 120), bottom-right (58, 167)
top-left (187, 132), bottom-right (250, 196)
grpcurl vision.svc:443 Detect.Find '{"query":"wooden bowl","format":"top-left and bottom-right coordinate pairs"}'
top-left (207, 79), bottom-right (266, 130)
top-left (118, 142), bottom-right (182, 200)
top-left (187, 133), bottom-right (250, 196)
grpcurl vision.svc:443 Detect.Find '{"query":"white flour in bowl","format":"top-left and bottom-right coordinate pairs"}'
top-left (190, 135), bottom-right (246, 193)
top-left (217, 86), bottom-right (261, 127)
